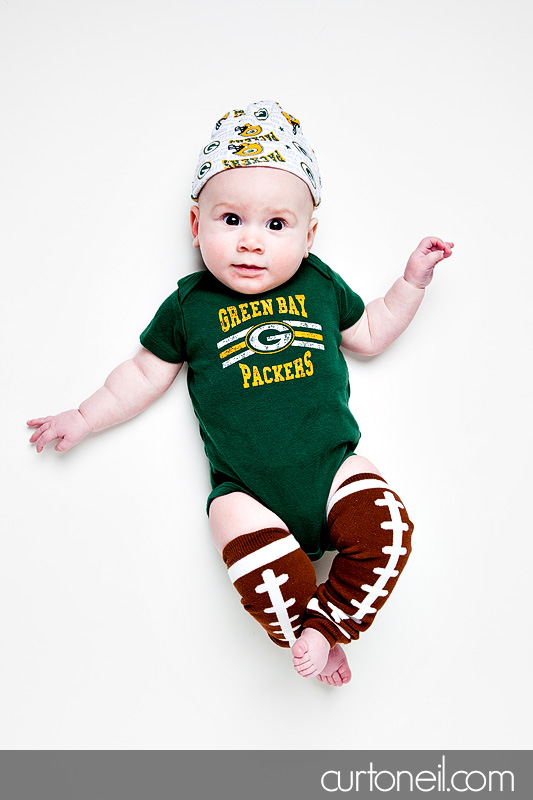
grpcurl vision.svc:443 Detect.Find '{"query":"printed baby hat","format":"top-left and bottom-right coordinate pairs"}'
top-left (191, 100), bottom-right (321, 206)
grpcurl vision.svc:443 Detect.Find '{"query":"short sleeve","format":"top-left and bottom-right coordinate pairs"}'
top-left (330, 269), bottom-right (365, 330)
top-left (140, 290), bottom-right (187, 363)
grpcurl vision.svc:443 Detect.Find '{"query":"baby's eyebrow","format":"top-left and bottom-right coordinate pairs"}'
top-left (211, 202), bottom-right (297, 221)
top-left (269, 209), bottom-right (297, 220)
top-left (211, 202), bottom-right (236, 212)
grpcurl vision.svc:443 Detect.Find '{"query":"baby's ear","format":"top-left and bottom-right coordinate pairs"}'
top-left (190, 205), bottom-right (200, 248)
top-left (307, 216), bottom-right (319, 252)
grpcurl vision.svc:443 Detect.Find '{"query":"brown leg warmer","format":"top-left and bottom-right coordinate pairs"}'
top-left (222, 527), bottom-right (317, 648)
top-left (304, 473), bottom-right (413, 646)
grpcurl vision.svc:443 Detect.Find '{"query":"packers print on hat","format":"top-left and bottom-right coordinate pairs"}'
top-left (191, 100), bottom-right (322, 206)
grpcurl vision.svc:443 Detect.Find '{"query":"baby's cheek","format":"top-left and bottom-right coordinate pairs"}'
top-left (203, 240), bottom-right (228, 267)
top-left (278, 241), bottom-right (307, 270)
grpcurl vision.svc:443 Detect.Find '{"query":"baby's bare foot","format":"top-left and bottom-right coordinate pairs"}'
top-left (317, 644), bottom-right (352, 687)
top-left (292, 628), bottom-right (330, 678)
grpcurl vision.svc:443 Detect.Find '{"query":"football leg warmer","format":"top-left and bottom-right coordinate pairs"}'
top-left (304, 473), bottom-right (413, 646)
top-left (222, 527), bottom-right (317, 648)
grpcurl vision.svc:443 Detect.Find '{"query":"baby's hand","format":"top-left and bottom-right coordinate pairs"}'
top-left (27, 410), bottom-right (92, 453)
top-left (404, 237), bottom-right (454, 289)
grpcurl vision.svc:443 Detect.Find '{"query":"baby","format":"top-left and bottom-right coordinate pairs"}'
top-left (28, 101), bottom-right (453, 687)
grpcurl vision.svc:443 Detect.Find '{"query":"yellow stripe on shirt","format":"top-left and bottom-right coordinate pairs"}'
top-left (220, 341), bottom-right (247, 360)
top-left (294, 331), bottom-right (324, 341)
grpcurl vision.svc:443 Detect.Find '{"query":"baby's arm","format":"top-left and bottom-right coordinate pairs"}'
top-left (341, 237), bottom-right (453, 356)
top-left (28, 347), bottom-right (182, 453)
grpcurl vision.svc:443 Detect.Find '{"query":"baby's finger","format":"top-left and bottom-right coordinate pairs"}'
top-left (442, 241), bottom-right (454, 257)
top-left (34, 427), bottom-right (61, 453)
top-left (29, 421), bottom-right (51, 444)
top-left (431, 238), bottom-right (454, 256)
top-left (27, 416), bottom-right (54, 428)
top-left (417, 236), bottom-right (442, 253)
top-left (428, 249), bottom-right (447, 268)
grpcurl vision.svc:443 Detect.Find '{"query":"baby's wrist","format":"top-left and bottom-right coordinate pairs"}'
top-left (77, 406), bottom-right (95, 433)
top-left (401, 273), bottom-right (426, 292)
top-left (402, 265), bottom-right (428, 290)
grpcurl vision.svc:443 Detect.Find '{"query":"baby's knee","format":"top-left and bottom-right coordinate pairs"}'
top-left (209, 492), bottom-right (289, 553)
top-left (328, 455), bottom-right (382, 502)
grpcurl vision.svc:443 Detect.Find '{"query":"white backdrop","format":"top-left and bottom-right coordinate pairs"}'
top-left (1, 0), bottom-right (531, 749)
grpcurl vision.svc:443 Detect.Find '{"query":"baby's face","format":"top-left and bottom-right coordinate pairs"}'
top-left (190, 167), bottom-right (318, 295)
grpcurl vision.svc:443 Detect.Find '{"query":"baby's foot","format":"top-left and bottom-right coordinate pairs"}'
top-left (317, 644), bottom-right (352, 687)
top-left (292, 628), bottom-right (330, 678)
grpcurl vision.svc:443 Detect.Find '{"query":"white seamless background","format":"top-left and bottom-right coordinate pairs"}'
top-left (1, 0), bottom-right (531, 749)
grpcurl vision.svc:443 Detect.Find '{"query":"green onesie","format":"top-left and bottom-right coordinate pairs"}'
top-left (140, 253), bottom-right (365, 559)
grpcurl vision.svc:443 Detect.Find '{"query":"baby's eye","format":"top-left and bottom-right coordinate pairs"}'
top-left (267, 218), bottom-right (285, 231)
top-left (223, 213), bottom-right (241, 226)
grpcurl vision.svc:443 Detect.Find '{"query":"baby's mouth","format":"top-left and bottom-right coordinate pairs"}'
top-left (232, 264), bottom-right (266, 273)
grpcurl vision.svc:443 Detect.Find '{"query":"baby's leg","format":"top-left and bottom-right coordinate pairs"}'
top-left (300, 455), bottom-right (413, 666)
top-left (210, 492), bottom-right (317, 648)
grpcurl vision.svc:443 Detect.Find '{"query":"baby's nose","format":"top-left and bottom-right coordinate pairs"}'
top-left (237, 226), bottom-right (264, 252)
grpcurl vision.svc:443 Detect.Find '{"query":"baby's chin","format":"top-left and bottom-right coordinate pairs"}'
top-left (209, 268), bottom-right (284, 295)
top-left (212, 262), bottom-right (305, 295)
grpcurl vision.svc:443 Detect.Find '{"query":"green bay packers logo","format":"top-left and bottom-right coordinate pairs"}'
top-left (254, 108), bottom-right (269, 121)
top-left (293, 141), bottom-right (311, 159)
top-left (197, 161), bottom-right (212, 180)
top-left (300, 162), bottom-right (317, 189)
top-left (203, 140), bottom-right (220, 155)
top-left (246, 322), bottom-right (295, 353)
